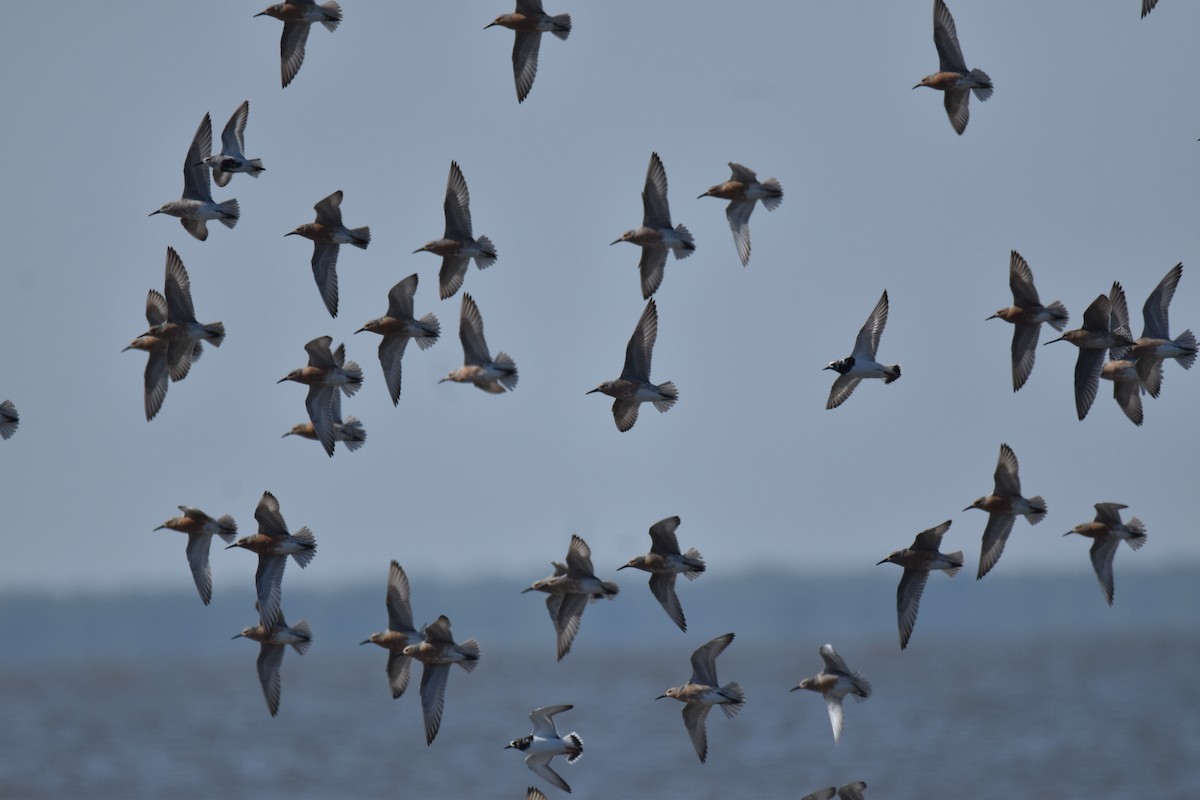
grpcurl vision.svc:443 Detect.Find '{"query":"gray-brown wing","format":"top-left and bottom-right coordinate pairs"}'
top-left (1113, 375), bottom-right (1144, 426)
top-left (311, 242), bottom-right (340, 318)
top-left (312, 190), bottom-right (344, 227)
top-left (1093, 502), bottom-right (1128, 526)
top-left (458, 293), bottom-right (491, 366)
top-left (143, 344), bottom-right (170, 421)
top-left (978, 512), bottom-right (1016, 579)
top-left (852, 290), bottom-right (889, 360)
top-left (515, 0), bottom-right (546, 13)
top-left (689, 632), bottom-right (734, 686)
top-left (801, 789), bottom-right (838, 800)
top-left (163, 247), bottom-right (197, 323)
top-left (553, 593), bottom-right (587, 660)
top-left (386, 560), bottom-right (414, 634)
top-left (145, 289), bottom-right (168, 327)
top-left (649, 572), bottom-right (685, 632)
top-left (648, 515), bottom-right (682, 555)
top-left (682, 702), bottom-right (713, 763)
top-left (943, 87), bottom-right (970, 135)
top-left (1081, 294), bottom-right (1111, 332)
top-left (613, 398), bottom-right (640, 432)
top-left (439, 255), bottom-right (471, 301)
top-left (386, 274), bottom-right (419, 320)
top-left (221, 100), bottom-right (249, 156)
top-left (932, 0), bottom-right (967, 74)
top-left (1010, 322), bottom-right (1041, 391)
top-left (896, 567), bottom-right (930, 649)
top-left (378, 334), bottom-right (409, 406)
top-left (443, 161), bottom-right (474, 240)
top-left (638, 245), bottom-right (668, 300)
top-left (837, 781), bottom-right (868, 800)
top-left (911, 519), bottom-right (952, 552)
top-left (182, 114), bottom-right (213, 202)
top-left (386, 650), bottom-right (413, 698)
top-left (512, 30), bottom-right (542, 103)
top-left (184, 533), bottom-right (214, 605)
top-left (1109, 282), bottom-right (1130, 335)
top-left (564, 534), bottom-right (595, 576)
top-left (818, 643), bottom-right (851, 675)
top-left (254, 491), bottom-right (289, 538)
top-left (423, 615), bottom-right (455, 645)
top-left (304, 384), bottom-right (336, 456)
top-left (255, 641), bottom-right (285, 716)
top-left (826, 374), bottom-right (862, 410)
top-left (725, 199), bottom-right (755, 267)
top-left (1074, 348), bottom-right (1105, 420)
top-left (1008, 251), bottom-right (1042, 306)
top-left (254, 554), bottom-right (287, 630)
top-left (621, 299), bottom-right (658, 382)
top-left (641, 152), bottom-right (673, 229)
top-left (303, 336), bottom-right (337, 369)
top-left (727, 162), bottom-right (758, 183)
top-left (418, 661), bottom-right (450, 743)
top-left (1088, 536), bottom-right (1120, 605)
top-left (279, 20), bottom-right (312, 88)
top-left (1142, 263), bottom-right (1182, 340)
top-left (993, 443), bottom-right (1022, 496)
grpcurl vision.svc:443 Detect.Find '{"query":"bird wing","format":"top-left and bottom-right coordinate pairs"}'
top-left (725, 199), bottom-right (755, 267)
top-left (1010, 322), bottom-right (1041, 392)
top-left (386, 274), bottom-right (419, 319)
top-left (565, 534), bottom-right (595, 576)
top-left (641, 152), bottom-right (673, 229)
top-left (1142, 263), bottom-right (1182, 340)
top-left (255, 642), bottom-right (285, 716)
top-left (458, 293), bottom-right (491, 366)
top-left (553, 593), bottom-right (588, 660)
top-left (423, 615), bottom-right (455, 645)
top-left (386, 650), bottom-right (413, 699)
top-left (1089, 536), bottom-right (1120, 606)
top-left (303, 335), bottom-right (337, 369)
top-left (525, 752), bottom-right (570, 793)
top-left (1008, 251), bottom-right (1041, 306)
top-left (978, 512), bottom-right (1017, 579)
top-left (800, 790), bottom-right (838, 800)
top-left (515, 0), bottom-right (546, 13)
top-left (932, 0), bottom-right (968, 74)
top-left (1073, 348), bottom-right (1105, 420)
top-left (818, 643), bottom-right (851, 675)
top-left (443, 161), bottom-right (474, 239)
top-left (621, 299), bottom-right (658, 381)
top-left (529, 704), bottom-right (572, 737)
top-left (311, 242), bottom-right (341, 318)
top-left (163, 247), bottom-right (197, 323)
top-left (1113, 375), bottom-right (1144, 426)
top-left (727, 162), bottom-right (758, 183)
top-left (912, 520), bottom-right (952, 552)
top-left (145, 289), bottom-right (168, 327)
top-left (612, 399), bottom-right (640, 432)
top-left (826, 375), bottom-right (862, 410)
top-left (313, 190), bottom-right (344, 227)
top-left (438, 255), bottom-right (471, 301)
top-left (689, 632), bottom-right (734, 686)
top-left (682, 702), bottom-right (713, 763)
top-left (1081, 294), bottom-right (1111, 333)
top-left (852, 290), bottom-right (889, 360)
top-left (638, 245), bottom-right (669, 300)
top-left (143, 345), bottom-right (170, 421)
top-left (253, 491), bottom-right (289, 538)
top-left (386, 560), bottom-right (414, 633)
top-left (182, 114), bottom-right (213, 202)
top-left (512, 30), bottom-right (543, 104)
top-left (254, 554), bottom-right (287, 630)
top-left (418, 662), bottom-right (451, 744)
top-left (993, 443), bottom-right (1022, 495)
top-left (825, 695), bottom-right (846, 742)
top-left (1108, 282), bottom-right (1131, 335)
top-left (1093, 502), bottom-right (1128, 526)
top-left (305, 384), bottom-right (337, 457)
top-left (184, 533), bottom-right (213, 605)
top-left (837, 782), bottom-right (868, 800)
top-left (279, 20), bottom-right (312, 88)
top-left (378, 334), bottom-right (408, 406)
top-left (648, 516), bottom-right (683, 555)
top-left (649, 572), bottom-right (686, 632)
top-left (943, 87), bottom-right (970, 136)
top-left (896, 567), bottom-right (930, 650)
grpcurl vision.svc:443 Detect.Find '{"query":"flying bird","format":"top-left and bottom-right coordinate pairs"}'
top-left (505, 704), bottom-right (584, 794)
top-left (150, 113), bottom-right (239, 240)
top-left (356, 274), bottom-right (440, 405)
top-left (233, 610), bottom-right (312, 717)
top-left (825, 290), bottom-right (900, 409)
top-left (440, 293), bottom-right (517, 393)
top-left (278, 336), bottom-right (364, 456)
top-left (698, 162), bottom-right (783, 266)
top-left (612, 152), bottom-right (695, 299)
top-left (790, 643), bottom-right (872, 743)
top-left (1044, 288), bottom-right (1133, 421)
top-left (154, 506), bottom-right (238, 605)
top-left (1065, 503), bottom-right (1147, 606)
top-left (255, 1), bottom-right (342, 88)
top-left (524, 535), bottom-right (619, 660)
top-left (963, 443), bottom-right (1047, 579)
top-left (987, 251), bottom-right (1068, 392)
top-left (360, 561), bottom-right (424, 699)
top-left (877, 520), bottom-right (962, 649)
top-left (1128, 263), bottom-right (1196, 397)
top-left (913, 0), bottom-right (993, 135)
top-left (657, 633), bottom-right (745, 763)
top-left (226, 491), bottom-right (317, 630)
top-left (618, 516), bottom-right (704, 632)
top-left (402, 615), bottom-right (481, 744)
top-left (286, 190), bottom-right (370, 318)
top-left (486, 1), bottom-right (572, 103)
top-left (588, 299), bottom-right (678, 432)
top-left (200, 100), bottom-right (264, 186)
top-left (0, 400), bottom-right (17, 440)
top-left (282, 392), bottom-right (366, 451)
top-left (415, 162), bottom-right (497, 300)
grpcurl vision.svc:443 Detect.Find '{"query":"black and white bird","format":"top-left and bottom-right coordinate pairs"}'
top-left (825, 290), bottom-right (900, 409)
top-left (506, 704), bottom-right (584, 793)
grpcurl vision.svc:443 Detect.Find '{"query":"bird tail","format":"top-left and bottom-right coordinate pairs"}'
top-left (339, 361), bottom-right (364, 397)
top-left (290, 620), bottom-right (313, 655)
top-left (1174, 330), bottom-right (1198, 369)
top-left (1046, 300), bottom-right (1069, 332)
top-left (944, 551), bottom-right (964, 576)
top-left (653, 381), bottom-right (678, 413)
top-left (969, 70), bottom-right (993, 101)
top-left (672, 225), bottom-right (695, 258)
top-left (851, 672), bottom-right (873, 700)
top-left (290, 527), bottom-right (318, 568)
top-left (456, 639), bottom-right (481, 672)
top-left (1124, 518), bottom-right (1147, 550)
top-left (201, 321), bottom-right (226, 347)
top-left (1025, 497), bottom-right (1047, 526)
top-left (719, 682), bottom-right (746, 718)
top-left (414, 313), bottom-right (440, 350)
top-left (346, 226), bottom-right (370, 249)
top-left (599, 581), bottom-right (620, 597)
top-left (246, 159), bottom-right (265, 177)
top-left (340, 416), bottom-right (366, 451)
top-left (320, 1), bottom-right (342, 31)
top-left (682, 548), bottom-right (705, 580)
top-left (216, 199), bottom-right (239, 228)
top-left (473, 236), bottom-right (497, 270)
top-left (884, 364), bottom-right (901, 384)
top-left (557, 731), bottom-right (582, 763)
top-left (551, 13), bottom-right (572, 40)
top-left (216, 514), bottom-right (238, 544)
top-left (760, 178), bottom-right (784, 211)
top-left (494, 352), bottom-right (519, 391)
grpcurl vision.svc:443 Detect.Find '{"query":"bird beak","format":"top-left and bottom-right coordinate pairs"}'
top-left (148, 210), bottom-right (161, 216)
top-left (788, 685), bottom-right (801, 692)
top-left (985, 314), bottom-right (998, 321)
top-left (484, 22), bottom-right (497, 29)
top-left (912, 83), bottom-right (921, 90)
top-left (1043, 336), bottom-right (1064, 346)
top-left (232, 633), bottom-right (243, 639)
top-left (281, 431), bottom-right (292, 438)
top-left (284, 231), bottom-right (297, 237)
top-left (655, 694), bottom-right (668, 700)
top-left (609, 239), bottom-right (621, 246)
top-left (586, 387), bottom-right (600, 394)
top-left (822, 365), bottom-right (834, 371)
top-left (412, 247), bottom-right (424, 254)
top-left (225, 543), bottom-right (238, 550)
top-left (354, 327), bottom-right (366, 334)
top-left (617, 564), bottom-right (629, 570)
top-left (962, 505), bottom-right (973, 512)
top-left (277, 376), bottom-right (289, 383)
top-left (153, 525), bottom-right (166, 531)
top-left (359, 639), bottom-right (371, 646)
top-left (876, 558), bottom-right (888, 565)
top-left (521, 586), bottom-right (535, 593)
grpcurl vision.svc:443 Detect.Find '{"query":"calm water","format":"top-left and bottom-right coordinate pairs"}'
top-left (2, 575), bottom-right (1198, 798)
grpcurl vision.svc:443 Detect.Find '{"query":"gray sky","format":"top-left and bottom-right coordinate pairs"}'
top-left (1, 1), bottom-right (1198, 595)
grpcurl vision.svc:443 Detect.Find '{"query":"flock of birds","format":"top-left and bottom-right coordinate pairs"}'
top-left (0, 0), bottom-right (1179, 796)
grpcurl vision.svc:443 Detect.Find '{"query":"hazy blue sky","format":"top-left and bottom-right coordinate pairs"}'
top-left (1, 1), bottom-right (1198, 596)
